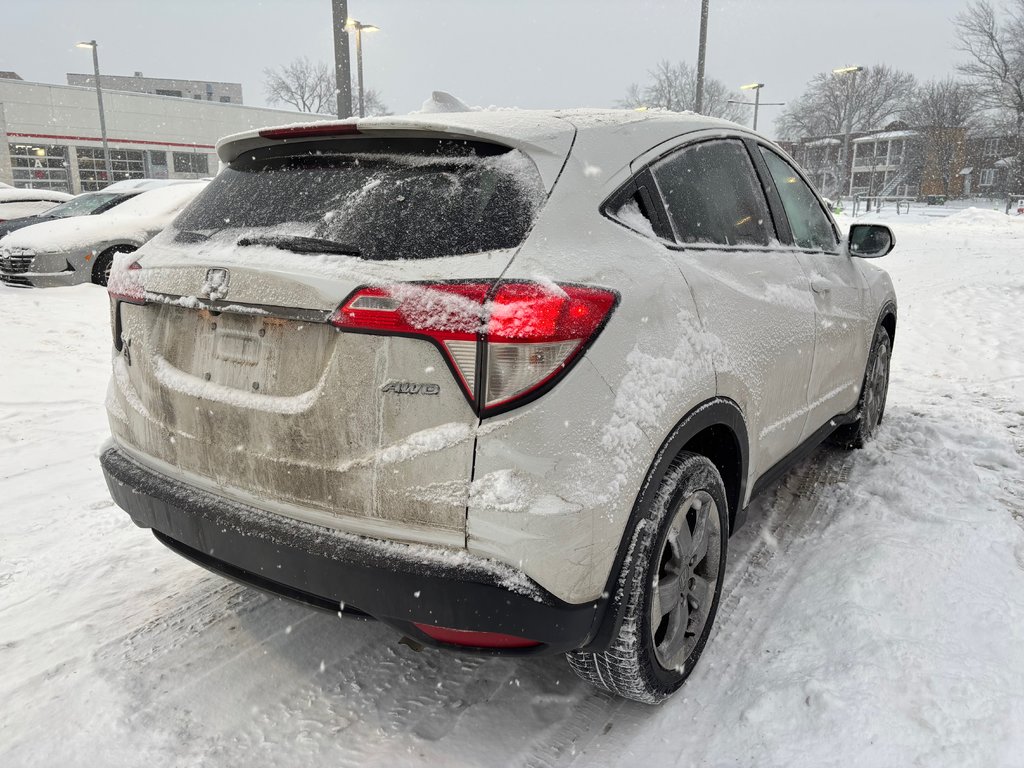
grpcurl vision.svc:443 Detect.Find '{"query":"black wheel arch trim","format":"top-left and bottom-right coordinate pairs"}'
top-left (579, 396), bottom-right (748, 653)
top-left (876, 298), bottom-right (897, 345)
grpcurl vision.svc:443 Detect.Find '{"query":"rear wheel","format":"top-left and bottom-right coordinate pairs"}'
top-left (92, 245), bottom-right (136, 287)
top-left (567, 452), bottom-right (728, 704)
top-left (832, 325), bottom-right (891, 449)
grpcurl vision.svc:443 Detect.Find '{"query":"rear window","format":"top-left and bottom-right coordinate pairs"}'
top-left (172, 140), bottom-right (546, 261)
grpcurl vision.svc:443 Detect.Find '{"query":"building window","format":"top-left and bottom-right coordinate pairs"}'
top-left (219, 96), bottom-right (232, 103)
top-left (983, 138), bottom-right (1000, 157)
top-left (155, 89), bottom-right (183, 98)
top-left (8, 143), bottom-right (71, 192)
top-left (980, 169), bottom-right (996, 186)
top-left (77, 147), bottom-right (145, 191)
top-left (172, 152), bottom-right (209, 175)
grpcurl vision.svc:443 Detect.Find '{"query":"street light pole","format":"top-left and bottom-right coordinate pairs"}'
top-left (834, 65), bottom-right (864, 201)
top-left (332, 0), bottom-right (353, 118)
top-left (741, 82), bottom-right (763, 131)
top-left (694, 0), bottom-right (710, 113)
top-left (345, 19), bottom-right (379, 118)
top-left (76, 40), bottom-right (112, 186)
top-left (727, 84), bottom-right (783, 132)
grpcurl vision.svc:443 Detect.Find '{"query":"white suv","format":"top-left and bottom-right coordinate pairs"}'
top-left (100, 110), bottom-right (896, 703)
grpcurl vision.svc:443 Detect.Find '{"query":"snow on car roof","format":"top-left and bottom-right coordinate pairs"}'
top-left (105, 181), bottom-right (208, 218)
top-left (0, 188), bottom-right (74, 203)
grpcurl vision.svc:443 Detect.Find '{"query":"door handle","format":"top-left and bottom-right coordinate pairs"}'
top-left (810, 278), bottom-right (832, 294)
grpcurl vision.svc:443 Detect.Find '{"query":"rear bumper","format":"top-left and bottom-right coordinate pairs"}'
top-left (100, 444), bottom-right (603, 655)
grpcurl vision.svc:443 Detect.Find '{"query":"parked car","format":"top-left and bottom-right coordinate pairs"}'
top-left (0, 190), bottom-right (143, 239)
top-left (99, 110), bottom-right (896, 703)
top-left (0, 187), bottom-right (73, 223)
top-left (0, 181), bottom-right (207, 287)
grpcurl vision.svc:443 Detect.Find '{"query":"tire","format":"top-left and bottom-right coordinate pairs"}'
top-left (832, 325), bottom-right (892, 449)
top-left (566, 452), bottom-right (728, 704)
top-left (91, 245), bottom-right (136, 287)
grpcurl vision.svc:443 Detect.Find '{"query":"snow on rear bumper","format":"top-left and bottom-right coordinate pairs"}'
top-left (100, 444), bottom-right (604, 655)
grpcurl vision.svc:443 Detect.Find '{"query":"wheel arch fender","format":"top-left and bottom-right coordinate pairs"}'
top-left (877, 299), bottom-right (897, 346)
top-left (580, 396), bottom-right (749, 652)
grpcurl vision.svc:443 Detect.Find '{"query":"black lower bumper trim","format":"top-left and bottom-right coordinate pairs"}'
top-left (100, 446), bottom-right (602, 655)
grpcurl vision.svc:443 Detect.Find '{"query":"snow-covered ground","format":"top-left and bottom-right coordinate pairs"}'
top-left (2, 201), bottom-right (1023, 767)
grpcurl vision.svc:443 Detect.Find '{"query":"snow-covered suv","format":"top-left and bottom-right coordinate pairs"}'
top-left (99, 110), bottom-right (896, 703)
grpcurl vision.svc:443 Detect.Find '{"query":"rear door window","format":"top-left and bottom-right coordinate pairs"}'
top-left (172, 141), bottom-right (546, 261)
top-left (759, 148), bottom-right (839, 252)
top-left (651, 139), bottom-right (774, 247)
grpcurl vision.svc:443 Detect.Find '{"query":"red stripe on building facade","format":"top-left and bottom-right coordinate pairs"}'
top-left (6, 132), bottom-right (215, 150)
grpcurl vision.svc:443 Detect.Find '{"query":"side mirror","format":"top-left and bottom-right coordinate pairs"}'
top-left (848, 224), bottom-right (895, 258)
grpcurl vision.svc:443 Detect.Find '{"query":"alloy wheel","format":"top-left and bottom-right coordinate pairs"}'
top-left (650, 490), bottom-right (721, 670)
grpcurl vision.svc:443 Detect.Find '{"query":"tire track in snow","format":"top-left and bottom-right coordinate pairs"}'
top-left (96, 578), bottom-right (267, 666)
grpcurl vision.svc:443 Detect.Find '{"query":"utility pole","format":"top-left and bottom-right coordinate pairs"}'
top-left (332, 0), bottom-right (353, 118)
top-left (694, 0), bottom-right (710, 113)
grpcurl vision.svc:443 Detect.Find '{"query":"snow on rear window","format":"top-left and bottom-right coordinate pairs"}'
top-left (171, 142), bottom-right (546, 261)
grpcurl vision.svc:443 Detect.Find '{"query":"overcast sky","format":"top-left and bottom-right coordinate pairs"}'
top-left (2, 0), bottom-right (970, 136)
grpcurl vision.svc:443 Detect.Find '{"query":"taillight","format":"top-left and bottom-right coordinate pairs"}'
top-left (330, 281), bottom-right (617, 416)
top-left (107, 259), bottom-right (145, 304)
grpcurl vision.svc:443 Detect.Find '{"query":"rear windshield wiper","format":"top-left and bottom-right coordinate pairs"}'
top-left (175, 229), bottom-right (211, 243)
top-left (237, 234), bottom-right (361, 256)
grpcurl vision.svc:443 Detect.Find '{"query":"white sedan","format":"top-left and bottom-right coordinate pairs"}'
top-left (0, 182), bottom-right (207, 288)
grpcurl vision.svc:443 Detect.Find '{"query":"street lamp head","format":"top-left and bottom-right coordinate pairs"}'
top-left (345, 18), bottom-right (379, 32)
top-left (832, 66), bottom-right (864, 75)
top-left (75, 40), bottom-right (96, 49)
top-left (740, 82), bottom-right (764, 90)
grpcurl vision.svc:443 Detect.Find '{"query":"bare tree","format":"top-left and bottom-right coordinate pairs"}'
top-left (620, 61), bottom-right (747, 123)
top-left (955, 0), bottom-right (1024, 190)
top-left (777, 65), bottom-right (917, 138)
top-left (264, 57), bottom-right (391, 117)
top-left (905, 79), bottom-right (982, 196)
top-left (360, 89), bottom-right (391, 118)
top-left (264, 57), bottom-right (336, 114)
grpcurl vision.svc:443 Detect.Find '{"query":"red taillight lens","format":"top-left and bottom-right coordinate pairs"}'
top-left (413, 622), bottom-right (541, 649)
top-left (107, 259), bottom-right (145, 305)
top-left (484, 283), bottom-right (617, 409)
top-left (330, 281), bottom-right (617, 415)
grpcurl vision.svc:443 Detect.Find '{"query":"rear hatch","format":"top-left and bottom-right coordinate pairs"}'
top-left (107, 120), bottom-right (574, 546)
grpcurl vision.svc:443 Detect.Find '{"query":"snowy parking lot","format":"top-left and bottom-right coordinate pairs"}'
top-left (2, 202), bottom-right (1023, 767)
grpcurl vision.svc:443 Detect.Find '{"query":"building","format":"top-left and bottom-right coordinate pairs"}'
top-left (0, 78), bottom-right (331, 194)
top-left (783, 124), bottom-right (1017, 200)
top-left (962, 134), bottom-right (1016, 197)
top-left (849, 130), bottom-right (920, 199)
top-left (66, 72), bottom-right (243, 105)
